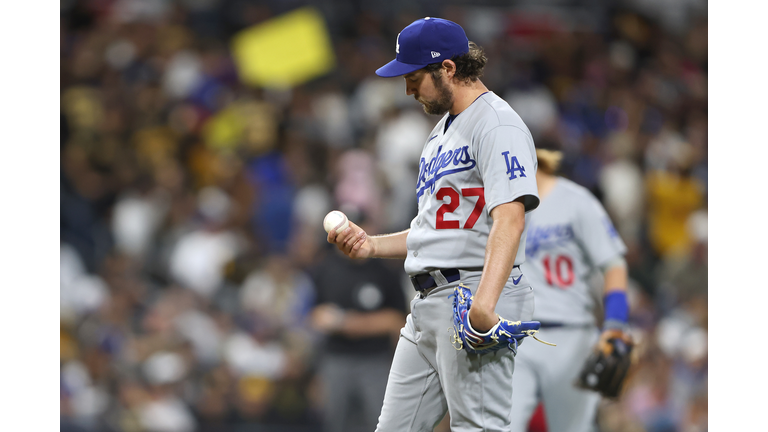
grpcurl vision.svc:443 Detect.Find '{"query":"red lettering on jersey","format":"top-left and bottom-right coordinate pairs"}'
top-left (435, 187), bottom-right (487, 230)
top-left (542, 254), bottom-right (574, 289)
top-left (461, 188), bottom-right (485, 229)
top-left (436, 187), bottom-right (461, 229)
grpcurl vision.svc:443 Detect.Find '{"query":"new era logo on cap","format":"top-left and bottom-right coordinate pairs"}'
top-left (376, 17), bottom-right (469, 78)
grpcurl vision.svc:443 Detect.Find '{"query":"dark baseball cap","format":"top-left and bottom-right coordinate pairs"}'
top-left (376, 17), bottom-right (469, 78)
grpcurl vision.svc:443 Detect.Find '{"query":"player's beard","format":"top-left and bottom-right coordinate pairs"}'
top-left (418, 74), bottom-right (454, 115)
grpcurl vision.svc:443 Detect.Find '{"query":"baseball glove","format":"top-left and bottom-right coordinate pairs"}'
top-left (451, 284), bottom-right (543, 355)
top-left (575, 330), bottom-right (634, 399)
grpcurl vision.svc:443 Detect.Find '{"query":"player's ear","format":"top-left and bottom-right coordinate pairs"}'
top-left (442, 59), bottom-right (456, 79)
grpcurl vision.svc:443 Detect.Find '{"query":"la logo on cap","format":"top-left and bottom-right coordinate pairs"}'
top-left (396, 33), bottom-right (400, 53)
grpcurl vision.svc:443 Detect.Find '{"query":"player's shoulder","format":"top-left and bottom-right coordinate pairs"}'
top-left (556, 177), bottom-right (593, 197)
top-left (555, 178), bottom-right (606, 210)
top-left (470, 92), bottom-right (531, 136)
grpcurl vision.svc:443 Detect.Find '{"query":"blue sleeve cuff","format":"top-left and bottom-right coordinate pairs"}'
top-left (603, 291), bottom-right (629, 329)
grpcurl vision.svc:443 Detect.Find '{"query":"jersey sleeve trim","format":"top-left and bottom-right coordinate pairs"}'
top-left (485, 193), bottom-right (540, 214)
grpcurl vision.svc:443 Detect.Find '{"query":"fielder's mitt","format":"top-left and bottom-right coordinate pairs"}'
top-left (575, 330), bottom-right (634, 399)
top-left (451, 284), bottom-right (543, 355)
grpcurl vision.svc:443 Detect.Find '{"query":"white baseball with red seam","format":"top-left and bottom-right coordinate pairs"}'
top-left (323, 210), bottom-right (349, 234)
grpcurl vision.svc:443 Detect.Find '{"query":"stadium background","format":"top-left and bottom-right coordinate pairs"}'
top-left (60, 0), bottom-right (708, 431)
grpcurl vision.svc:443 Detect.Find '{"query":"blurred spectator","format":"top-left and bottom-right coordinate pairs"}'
top-left (374, 107), bottom-right (433, 231)
top-left (239, 254), bottom-right (315, 346)
top-left (645, 162), bottom-right (704, 259)
top-left (505, 85), bottom-right (558, 139)
top-left (246, 152), bottom-right (296, 255)
top-left (168, 187), bottom-right (244, 299)
top-left (599, 132), bottom-right (645, 244)
top-left (308, 208), bottom-right (406, 432)
top-left (332, 150), bottom-right (385, 229)
top-left (111, 184), bottom-right (171, 261)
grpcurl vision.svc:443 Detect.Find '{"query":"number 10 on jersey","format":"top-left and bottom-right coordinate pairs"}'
top-left (435, 187), bottom-right (485, 229)
top-left (542, 254), bottom-right (574, 288)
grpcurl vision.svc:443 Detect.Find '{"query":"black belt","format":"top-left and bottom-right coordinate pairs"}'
top-left (410, 269), bottom-right (461, 292)
top-left (409, 266), bottom-right (520, 292)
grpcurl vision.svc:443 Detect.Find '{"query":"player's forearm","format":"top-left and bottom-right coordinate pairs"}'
top-left (603, 263), bottom-right (628, 294)
top-left (369, 230), bottom-right (410, 259)
top-left (338, 309), bottom-right (406, 338)
top-left (471, 201), bottom-right (526, 324)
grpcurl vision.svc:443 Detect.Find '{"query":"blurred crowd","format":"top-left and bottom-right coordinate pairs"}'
top-left (60, 0), bottom-right (707, 431)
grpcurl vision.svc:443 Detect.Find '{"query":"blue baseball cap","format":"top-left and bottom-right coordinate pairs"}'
top-left (376, 17), bottom-right (469, 78)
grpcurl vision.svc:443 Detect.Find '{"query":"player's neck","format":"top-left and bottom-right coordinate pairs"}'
top-left (449, 80), bottom-right (489, 115)
top-left (536, 172), bottom-right (558, 199)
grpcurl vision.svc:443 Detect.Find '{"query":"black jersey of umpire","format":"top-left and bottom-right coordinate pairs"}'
top-left (309, 250), bottom-right (406, 355)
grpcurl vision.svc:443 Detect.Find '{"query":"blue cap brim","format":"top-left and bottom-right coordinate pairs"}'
top-left (375, 59), bottom-right (426, 77)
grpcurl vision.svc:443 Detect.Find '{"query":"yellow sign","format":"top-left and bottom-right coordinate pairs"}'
top-left (231, 7), bottom-right (336, 89)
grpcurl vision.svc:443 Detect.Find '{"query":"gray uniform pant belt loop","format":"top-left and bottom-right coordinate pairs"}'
top-left (429, 269), bottom-right (449, 286)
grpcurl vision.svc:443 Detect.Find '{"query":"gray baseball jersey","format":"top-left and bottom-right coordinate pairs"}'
top-left (509, 178), bottom-right (626, 432)
top-left (404, 92), bottom-right (540, 276)
top-left (523, 177), bottom-right (627, 325)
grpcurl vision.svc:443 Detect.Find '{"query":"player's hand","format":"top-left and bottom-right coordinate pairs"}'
top-left (467, 305), bottom-right (499, 333)
top-left (597, 329), bottom-right (633, 354)
top-left (452, 285), bottom-right (542, 354)
top-left (327, 220), bottom-right (375, 259)
top-left (310, 304), bottom-right (346, 334)
top-left (576, 328), bottom-right (634, 398)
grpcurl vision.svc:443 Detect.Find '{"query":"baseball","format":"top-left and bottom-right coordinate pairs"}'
top-left (323, 210), bottom-right (349, 234)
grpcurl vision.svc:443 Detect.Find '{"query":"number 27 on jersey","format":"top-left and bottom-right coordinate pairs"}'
top-left (435, 187), bottom-right (485, 229)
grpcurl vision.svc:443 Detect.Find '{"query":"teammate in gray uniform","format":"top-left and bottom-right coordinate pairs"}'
top-left (328, 17), bottom-right (542, 432)
top-left (509, 149), bottom-right (631, 432)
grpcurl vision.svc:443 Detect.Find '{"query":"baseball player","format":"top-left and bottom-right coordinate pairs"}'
top-left (508, 148), bottom-right (631, 432)
top-left (328, 17), bottom-right (542, 432)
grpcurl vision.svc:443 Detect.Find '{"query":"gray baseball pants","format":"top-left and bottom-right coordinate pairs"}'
top-left (375, 269), bottom-right (534, 432)
top-left (509, 325), bottom-right (601, 432)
